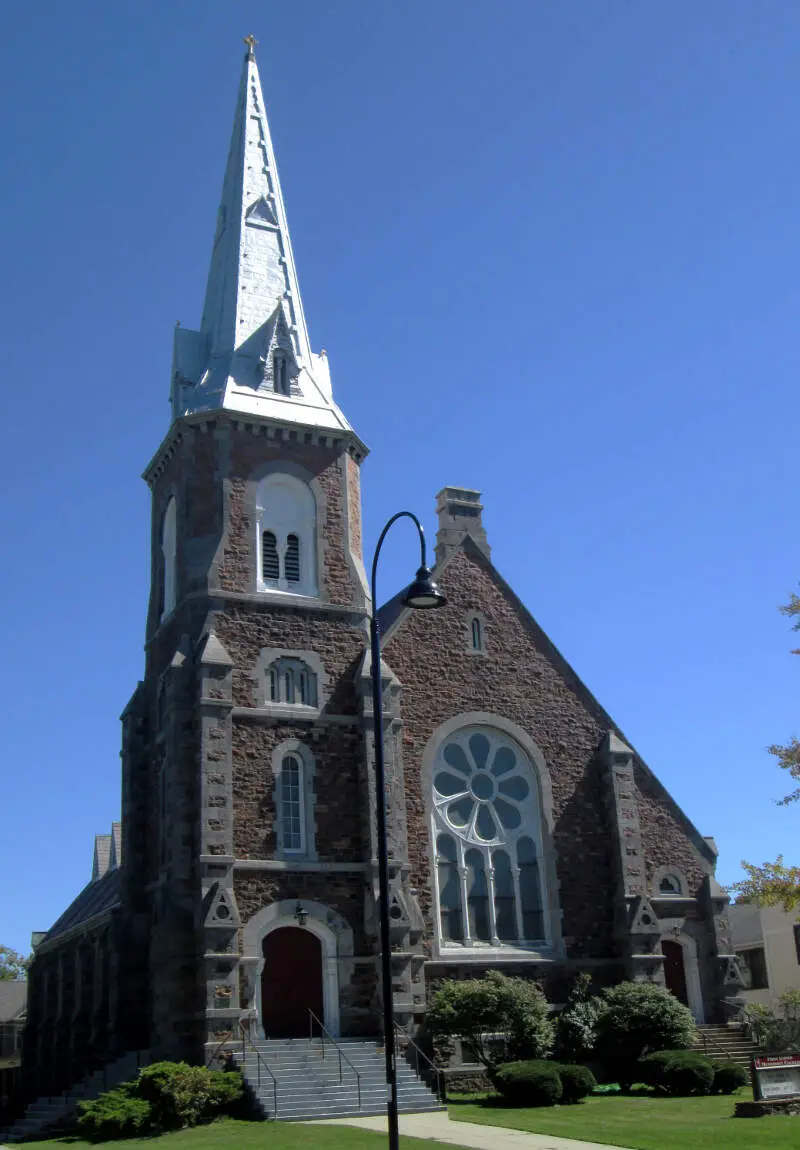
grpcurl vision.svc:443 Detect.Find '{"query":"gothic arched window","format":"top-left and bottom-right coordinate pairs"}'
top-left (161, 497), bottom-right (177, 619)
top-left (272, 742), bottom-right (316, 860)
top-left (256, 473), bottom-right (317, 596)
top-left (432, 726), bottom-right (546, 948)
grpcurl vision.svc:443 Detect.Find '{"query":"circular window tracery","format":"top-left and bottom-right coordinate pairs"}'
top-left (434, 729), bottom-right (531, 845)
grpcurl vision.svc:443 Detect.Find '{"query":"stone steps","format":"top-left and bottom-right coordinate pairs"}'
top-left (0, 1050), bottom-right (149, 1144)
top-left (234, 1036), bottom-right (445, 1120)
top-left (692, 1025), bottom-right (758, 1068)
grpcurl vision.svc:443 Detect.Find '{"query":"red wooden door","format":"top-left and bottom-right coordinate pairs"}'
top-left (662, 939), bottom-right (689, 1006)
top-left (261, 927), bottom-right (323, 1037)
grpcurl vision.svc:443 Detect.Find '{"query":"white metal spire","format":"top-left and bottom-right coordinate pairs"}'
top-left (171, 38), bottom-right (357, 439)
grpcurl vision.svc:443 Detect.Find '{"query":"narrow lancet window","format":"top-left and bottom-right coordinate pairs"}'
top-left (274, 351), bottom-right (289, 395)
top-left (280, 754), bottom-right (303, 851)
top-left (262, 530), bottom-right (280, 581)
top-left (285, 534), bottom-right (300, 583)
top-left (471, 617), bottom-right (482, 650)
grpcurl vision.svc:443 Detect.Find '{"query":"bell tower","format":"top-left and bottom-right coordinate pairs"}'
top-left (120, 37), bottom-right (372, 1061)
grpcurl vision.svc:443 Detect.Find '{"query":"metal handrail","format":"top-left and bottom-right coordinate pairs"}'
top-left (393, 1021), bottom-right (446, 1102)
top-left (205, 1032), bottom-right (234, 1069)
top-left (307, 1010), bottom-right (362, 1111)
top-left (238, 1021), bottom-right (278, 1118)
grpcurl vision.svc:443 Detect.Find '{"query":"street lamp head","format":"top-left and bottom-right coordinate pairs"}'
top-left (402, 566), bottom-right (447, 611)
top-left (294, 901), bottom-right (309, 928)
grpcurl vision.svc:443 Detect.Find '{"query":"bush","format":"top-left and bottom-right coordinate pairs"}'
top-left (553, 1062), bottom-right (597, 1103)
top-left (76, 1061), bottom-right (244, 1140)
top-left (136, 1061), bottom-right (243, 1129)
top-left (638, 1050), bottom-right (714, 1096)
top-left (77, 1086), bottom-right (151, 1142)
top-left (594, 981), bottom-right (697, 1089)
top-left (712, 1061), bottom-right (749, 1094)
top-left (555, 973), bottom-right (599, 1062)
top-left (493, 1060), bottom-right (563, 1107)
top-left (427, 971), bottom-right (554, 1068)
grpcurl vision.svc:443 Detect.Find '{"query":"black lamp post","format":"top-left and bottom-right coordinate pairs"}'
top-left (369, 512), bottom-right (446, 1150)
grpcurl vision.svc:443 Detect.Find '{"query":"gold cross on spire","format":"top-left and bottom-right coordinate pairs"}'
top-left (243, 33), bottom-right (258, 57)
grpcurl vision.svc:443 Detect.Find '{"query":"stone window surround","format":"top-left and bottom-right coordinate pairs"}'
top-left (651, 865), bottom-right (690, 900)
top-left (252, 464), bottom-right (320, 599)
top-left (254, 648), bottom-right (327, 717)
top-left (271, 739), bottom-right (317, 862)
top-left (421, 712), bottom-right (564, 963)
top-left (465, 611), bottom-right (487, 656)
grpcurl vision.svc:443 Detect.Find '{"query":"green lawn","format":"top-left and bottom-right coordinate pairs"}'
top-left (449, 1092), bottom-right (800, 1149)
top-left (18, 1117), bottom-right (458, 1150)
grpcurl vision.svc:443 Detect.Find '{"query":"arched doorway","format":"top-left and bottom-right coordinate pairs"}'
top-left (662, 939), bottom-right (689, 1006)
top-left (261, 927), bottom-right (323, 1037)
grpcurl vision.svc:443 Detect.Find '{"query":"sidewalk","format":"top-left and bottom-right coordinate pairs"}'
top-left (309, 1111), bottom-right (633, 1150)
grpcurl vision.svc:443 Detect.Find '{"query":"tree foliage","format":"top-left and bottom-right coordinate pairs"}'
top-left (0, 945), bottom-right (30, 980)
top-left (594, 981), bottom-right (696, 1088)
top-left (731, 589), bottom-right (800, 911)
top-left (426, 971), bottom-right (554, 1068)
top-left (555, 971), bottom-right (599, 1062)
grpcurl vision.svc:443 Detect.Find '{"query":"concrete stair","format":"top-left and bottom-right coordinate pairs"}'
top-left (693, 1023), bottom-right (758, 1068)
top-left (0, 1050), bottom-right (149, 1144)
top-left (232, 1035), bottom-right (445, 1121)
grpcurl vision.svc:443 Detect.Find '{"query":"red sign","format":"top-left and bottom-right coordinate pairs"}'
top-left (753, 1054), bottom-right (800, 1069)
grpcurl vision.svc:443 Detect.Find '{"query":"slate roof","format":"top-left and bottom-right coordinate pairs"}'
top-left (45, 868), bottom-right (121, 943)
top-left (0, 980), bottom-right (27, 1022)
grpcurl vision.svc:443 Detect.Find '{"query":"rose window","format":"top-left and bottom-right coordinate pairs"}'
top-left (432, 726), bottom-right (546, 947)
top-left (434, 730), bottom-right (530, 843)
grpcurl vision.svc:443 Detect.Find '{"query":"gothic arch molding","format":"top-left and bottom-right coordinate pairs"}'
top-left (420, 712), bottom-right (563, 959)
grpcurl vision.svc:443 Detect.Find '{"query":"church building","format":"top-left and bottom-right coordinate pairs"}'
top-left (22, 40), bottom-right (743, 1098)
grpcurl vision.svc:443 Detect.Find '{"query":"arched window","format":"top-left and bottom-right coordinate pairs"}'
top-left (273, 743), bottom-right (316, 860)
top-left (161, 497), bottom-right (177, 619)
top-left (279, 753), bottom-right (304, 851)
top-left (471, 617), bottom-right (482, 651)
top-left (659, 874), bottom-right (683, 896)
top-left (256, 473), bottom-right (317, 596)
top-left (266, 658), bottom-right (317, 708)
top-left (432, 725), bottom-right (547, 948)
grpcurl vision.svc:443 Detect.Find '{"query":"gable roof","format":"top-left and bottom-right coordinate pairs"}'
top-left (0, 980), bottom-right (27, 1022)
top-left (380, 534), bottom-right (717, 867)
top-left (44, 867), bottom-right (121, 945)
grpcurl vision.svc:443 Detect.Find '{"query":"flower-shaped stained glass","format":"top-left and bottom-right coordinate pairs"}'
top-left (433, 730), bottom-right (531, 845)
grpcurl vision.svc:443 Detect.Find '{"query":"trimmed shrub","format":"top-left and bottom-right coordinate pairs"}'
top-left (427, 971), bottom-right (554, 1068)
top-left (638, 1050), bottom-right (714, 1096)
top-left (594, 981), bottom-right (697, 1090)
top-left (555, 973), bottom-right (599, 1063)
top-left (77, 1086), bottom-right (151, 1142)
top-left (554, 1062), bottom-right (597, 1103)
top-left (136, 1061), bottom-right (244, 1129)
top-left (493, 1060), bottom-right (563, 1107)
top-left (712, 1061), bottom-right (749, 1095)
top-left (76, 1061), bottom-right (244, 1140)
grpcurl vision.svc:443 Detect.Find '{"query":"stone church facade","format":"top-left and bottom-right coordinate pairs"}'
top-left (22, 42), bottom-right (742, 1097)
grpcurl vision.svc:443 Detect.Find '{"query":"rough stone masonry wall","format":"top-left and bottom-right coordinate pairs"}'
top-left (384, 546), bottom-right (713, 963)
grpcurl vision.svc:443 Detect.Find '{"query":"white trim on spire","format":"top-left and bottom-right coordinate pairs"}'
top-left (170, 45), bottom-right (358, 441)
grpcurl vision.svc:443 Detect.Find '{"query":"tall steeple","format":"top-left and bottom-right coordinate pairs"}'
top-left (171, 37), bottom-right (357, 440)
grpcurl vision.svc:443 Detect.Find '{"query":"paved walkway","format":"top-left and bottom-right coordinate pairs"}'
top-left (310, 1111), bottom-right (633, 1150)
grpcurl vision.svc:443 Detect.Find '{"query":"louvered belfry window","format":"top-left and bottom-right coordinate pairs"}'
top-left (262, 530), bottom-right (280, 580)
top-left (284, 534), bottom-right (300, 583)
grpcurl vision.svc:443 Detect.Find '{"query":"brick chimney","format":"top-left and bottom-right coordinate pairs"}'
top-left (435, 487), bottom-right (491, 566)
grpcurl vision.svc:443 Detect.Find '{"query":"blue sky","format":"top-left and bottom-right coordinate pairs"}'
top-left (1, 2), bottom-right (798, 956)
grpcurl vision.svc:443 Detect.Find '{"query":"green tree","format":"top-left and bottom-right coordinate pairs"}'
top-left (426, 971), bottom-right (554, 1068)
top-left (594, 981), bottom-right (697, 1090)
top-left (0, 945), bottom-right (29, 980)
top-left (732, 590), bottom-right (800, 911)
